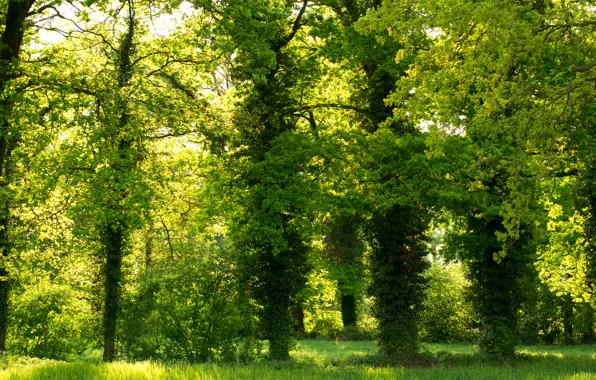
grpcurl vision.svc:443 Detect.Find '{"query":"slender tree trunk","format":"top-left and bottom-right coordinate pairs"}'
top-left (0, 211), bottom-right (9, 352)
top-left (324, 215), bottom-right (365, 330)
top-left (145, 222), bottom-right (153, 269)
top-left (292, 305), bottom-right (305, 334)
top-left (581, 303), bottom-right (595, 344)
top-left (0, 0), bottom-right (36, 352)
top-left (340, 294), bottom-right (357, 328)
top-left (562, 294), bottom-right (574, 345)
top-left (0, 144), bottom-right (13, 353)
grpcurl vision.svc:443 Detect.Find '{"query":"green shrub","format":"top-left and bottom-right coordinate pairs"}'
top-left (302, 270), bottom-right (343, 339)
top-left (119, 243), bottom-right (259, 362)
top-left (8, 281), bottom-right (95, 359)
top-left (419, 262), bottom-right (477, 343)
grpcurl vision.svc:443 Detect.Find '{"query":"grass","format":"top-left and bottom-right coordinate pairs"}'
top-left (1, 340), bottom-right (595, 379)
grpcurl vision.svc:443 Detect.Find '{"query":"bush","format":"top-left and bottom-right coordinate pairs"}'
top-left (119, 243), bottom-right (259, 362)
top-left (8, 281), bottom-right (95, 359)
top-left (301, 270), bottom-right (343, 339)
top-left (419, 262), bottom-right (477, 343)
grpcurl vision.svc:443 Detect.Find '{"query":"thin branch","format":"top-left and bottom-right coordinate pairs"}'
top-left (145, 131), bottom-right (198, 139)
top-left (275, 0), bottom-right (309, 51)
top-left (160, 218), bottom-right (175, 260)
top-left (27, 1), bottom-right (60, 16)
top-left (129, 50), bottom-right (169, 68)
top-left (302, 103), bottom-right (368, 114)
top-left (543, 20), bottom-right (596, 29)
top-left (41, 5), bottom-right (119, 53)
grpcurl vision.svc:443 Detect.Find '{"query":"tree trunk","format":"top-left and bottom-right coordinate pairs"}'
top-left (102, 224), bottom-right (125, 362)
top-left (562, 294), bottom-right (574, 345)
top-left (101, 8), bottom-right (135, 362)
top-left (341, 294), bottom-right (357, 328)
top-left (323, 216), bottom-right (365, 330)
top-left (145, 222), bottom-right (153, 269)
top-left (369, 206), bottom-right (428, 361)
top-left (292, 305), bottom-right (305, 334)
top-left (468, 216), bottom-right (532, 358)
top-left (0, 0), bottom-right (36, 352)
top-left (0, 219), bottom-right (9, 353)
top-left (581, 303), bottom-right (595, 344)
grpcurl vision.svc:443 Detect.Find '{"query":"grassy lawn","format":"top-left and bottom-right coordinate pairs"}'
top-left (1, 340), bottom-right (595, 379)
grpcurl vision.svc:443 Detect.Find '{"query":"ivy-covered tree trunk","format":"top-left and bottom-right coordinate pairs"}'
top-left (0, 0), bottom-right (36, 352)
top-left (252, 228), bottom-right (310, 360)
top-left (368, 205), bottom-right (428, 360)
top-left (101, 9), bottom-right (135, 362)
top-left (102, 223), bottom-right (126, 361)
top-left (466, 217), bottom-right (532, 358)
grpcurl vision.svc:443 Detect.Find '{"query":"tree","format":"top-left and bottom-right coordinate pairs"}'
top-left (193, 0), bottom-right (326, 360)
top-left (315, 0), bottom-right (443, 360)
top-left (0, 0), bottom-right (46, 352)
top-left (41, 0), bottom-right (213, 360)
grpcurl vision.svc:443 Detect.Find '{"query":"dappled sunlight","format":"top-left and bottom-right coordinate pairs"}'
top-left (518, 349), bottom-right (565, 359)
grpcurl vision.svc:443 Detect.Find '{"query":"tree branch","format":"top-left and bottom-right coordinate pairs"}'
top-left (572, 61), bottom-right (596, 73)
top-left (275, 0), bottom-right (308, 51)
top-left (301, 103), bottom-right (368, 114)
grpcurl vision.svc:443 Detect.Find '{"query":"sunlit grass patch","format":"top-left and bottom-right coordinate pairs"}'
top-left (1, 341), bottom-right (596, 379)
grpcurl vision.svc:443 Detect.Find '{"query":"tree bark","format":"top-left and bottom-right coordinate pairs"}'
top-left (562, 294), bottom-right (574, 345)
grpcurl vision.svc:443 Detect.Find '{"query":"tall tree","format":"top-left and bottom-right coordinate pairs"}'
top-left (314, 0), bottom-right (432, 359)
top-left (42, 0), bottom-right (212, 360)
top-left (197, 0), bottom-right (326, 360)
top-left (0, 0), bottom-right (41, 352)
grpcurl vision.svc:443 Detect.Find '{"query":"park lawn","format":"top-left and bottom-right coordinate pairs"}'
top-left (0, 340), bottom-right (595, 379)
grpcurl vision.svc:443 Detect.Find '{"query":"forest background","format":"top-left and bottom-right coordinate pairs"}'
top-left (0, 0), bottom-right (594, 366)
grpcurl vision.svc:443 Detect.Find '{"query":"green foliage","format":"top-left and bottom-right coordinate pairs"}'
top-left (7, 281), bottom-right (94, 360)
top-left (119, 242), bottom-right (259, 363)
top-left (419, 262), bottom-right (476, 343)
top-left (4, 0), bottom-right (596, 367)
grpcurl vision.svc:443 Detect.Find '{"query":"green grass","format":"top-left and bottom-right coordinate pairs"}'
top-left (1, 341), bottom-right (595, 379)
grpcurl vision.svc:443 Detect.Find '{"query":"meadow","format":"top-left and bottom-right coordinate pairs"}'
top-left (1, 341), bottom-right (595, 379)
